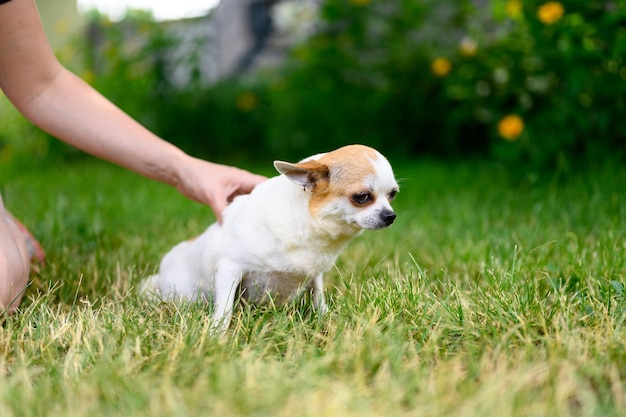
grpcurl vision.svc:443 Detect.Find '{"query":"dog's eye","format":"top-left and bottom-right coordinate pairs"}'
top-left (352, 192), bottom-right (373, 205)
top-left (388, 189), bottom-right (398, 201)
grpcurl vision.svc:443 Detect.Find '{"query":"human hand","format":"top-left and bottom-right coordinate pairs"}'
top-left (174, 156), bottom-right (267, 224)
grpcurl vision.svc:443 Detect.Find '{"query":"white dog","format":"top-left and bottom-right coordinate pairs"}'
top-left (140, 144), bottom-right (398, 332)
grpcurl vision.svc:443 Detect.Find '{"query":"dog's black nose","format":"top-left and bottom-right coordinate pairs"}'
top-left (381, 209), bottom-right (396, 226)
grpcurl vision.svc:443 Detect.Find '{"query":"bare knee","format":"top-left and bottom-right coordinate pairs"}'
top-left (0, 215), bottom-right (30, 313)
top-left (0, 258), bottom-right (29, 313)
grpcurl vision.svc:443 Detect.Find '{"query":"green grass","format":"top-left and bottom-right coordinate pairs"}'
top-left (1, 156), bottom-right (625, 416)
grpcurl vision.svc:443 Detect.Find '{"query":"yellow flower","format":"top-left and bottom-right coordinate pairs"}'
top-left (236, 92), bottom-right (258, 112)
top-left (431, 57), bottom-right (452, 77)
top-left (505, 0), bottom-right (523, 19)
top-left (498, 115), bottom-right (525, 141)
top-left (459, 37), bottom-right (478, 57)
top-left (537, 2), bottom-right (564, 25)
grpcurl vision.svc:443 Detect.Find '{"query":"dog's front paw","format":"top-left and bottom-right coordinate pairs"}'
top-left (316, 301), bottom-right (329, 316)
top-left (208, 318), bottom-right (232, 339)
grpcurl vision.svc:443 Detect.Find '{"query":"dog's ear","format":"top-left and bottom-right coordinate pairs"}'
top-left (274, 160), bottom-right (330, 192)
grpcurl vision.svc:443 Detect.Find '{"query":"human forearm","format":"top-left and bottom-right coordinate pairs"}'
top-left (11, 66), bottom-right (266, 220)
top-left (18, 68), bottom-right (189, 187)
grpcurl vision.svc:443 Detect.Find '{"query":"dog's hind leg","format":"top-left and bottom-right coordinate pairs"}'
top-left (137, 274), bottom-right (160, 299)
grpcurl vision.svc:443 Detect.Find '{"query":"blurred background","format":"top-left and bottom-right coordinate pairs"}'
top-left (1, 0), bottom-right (626, 170)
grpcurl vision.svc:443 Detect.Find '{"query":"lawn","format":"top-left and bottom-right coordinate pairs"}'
top-left (0, 156), bottom-right (625, 416)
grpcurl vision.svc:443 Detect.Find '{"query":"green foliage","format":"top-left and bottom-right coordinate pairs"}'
top-left (267, 0), bottom-right (478, 157)
top-left (3, 1), bottom-right (625, 168)
top-left (0, 96), bottom-right (50, 164)
top-left (472, 0), bottom-right (626, 166)
top-left (268, 0), bottom-right (626, 165)
top-left (72, 10), bottom-right (272, 161)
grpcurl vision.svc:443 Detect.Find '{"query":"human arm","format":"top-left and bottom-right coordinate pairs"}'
top-left (0, 0), bottom-right (265, 222)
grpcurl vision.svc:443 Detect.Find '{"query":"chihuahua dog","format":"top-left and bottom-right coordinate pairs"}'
top-left (139, 144), bottom-right (398, 332)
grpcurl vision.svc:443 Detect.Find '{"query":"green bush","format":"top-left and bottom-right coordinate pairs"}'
top-left (456, 0), bottom-right (626, 167)
top-left (268, 0), bottom-right (626, 166)
top-left (266, 0), bottom-right (478, 158)
top-left (74, 10), bottom-right (272, 161)
top-left (4, 1), bottom-right (625, 168)
top-left (0, 95), bottom-right (50, 166)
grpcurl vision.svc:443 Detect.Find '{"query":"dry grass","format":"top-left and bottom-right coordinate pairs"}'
top-left (0, 157), bottom-right (625, 416)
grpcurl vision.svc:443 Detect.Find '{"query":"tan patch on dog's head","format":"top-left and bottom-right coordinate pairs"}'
top-left (307, 145), bottom-right (379, 217)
